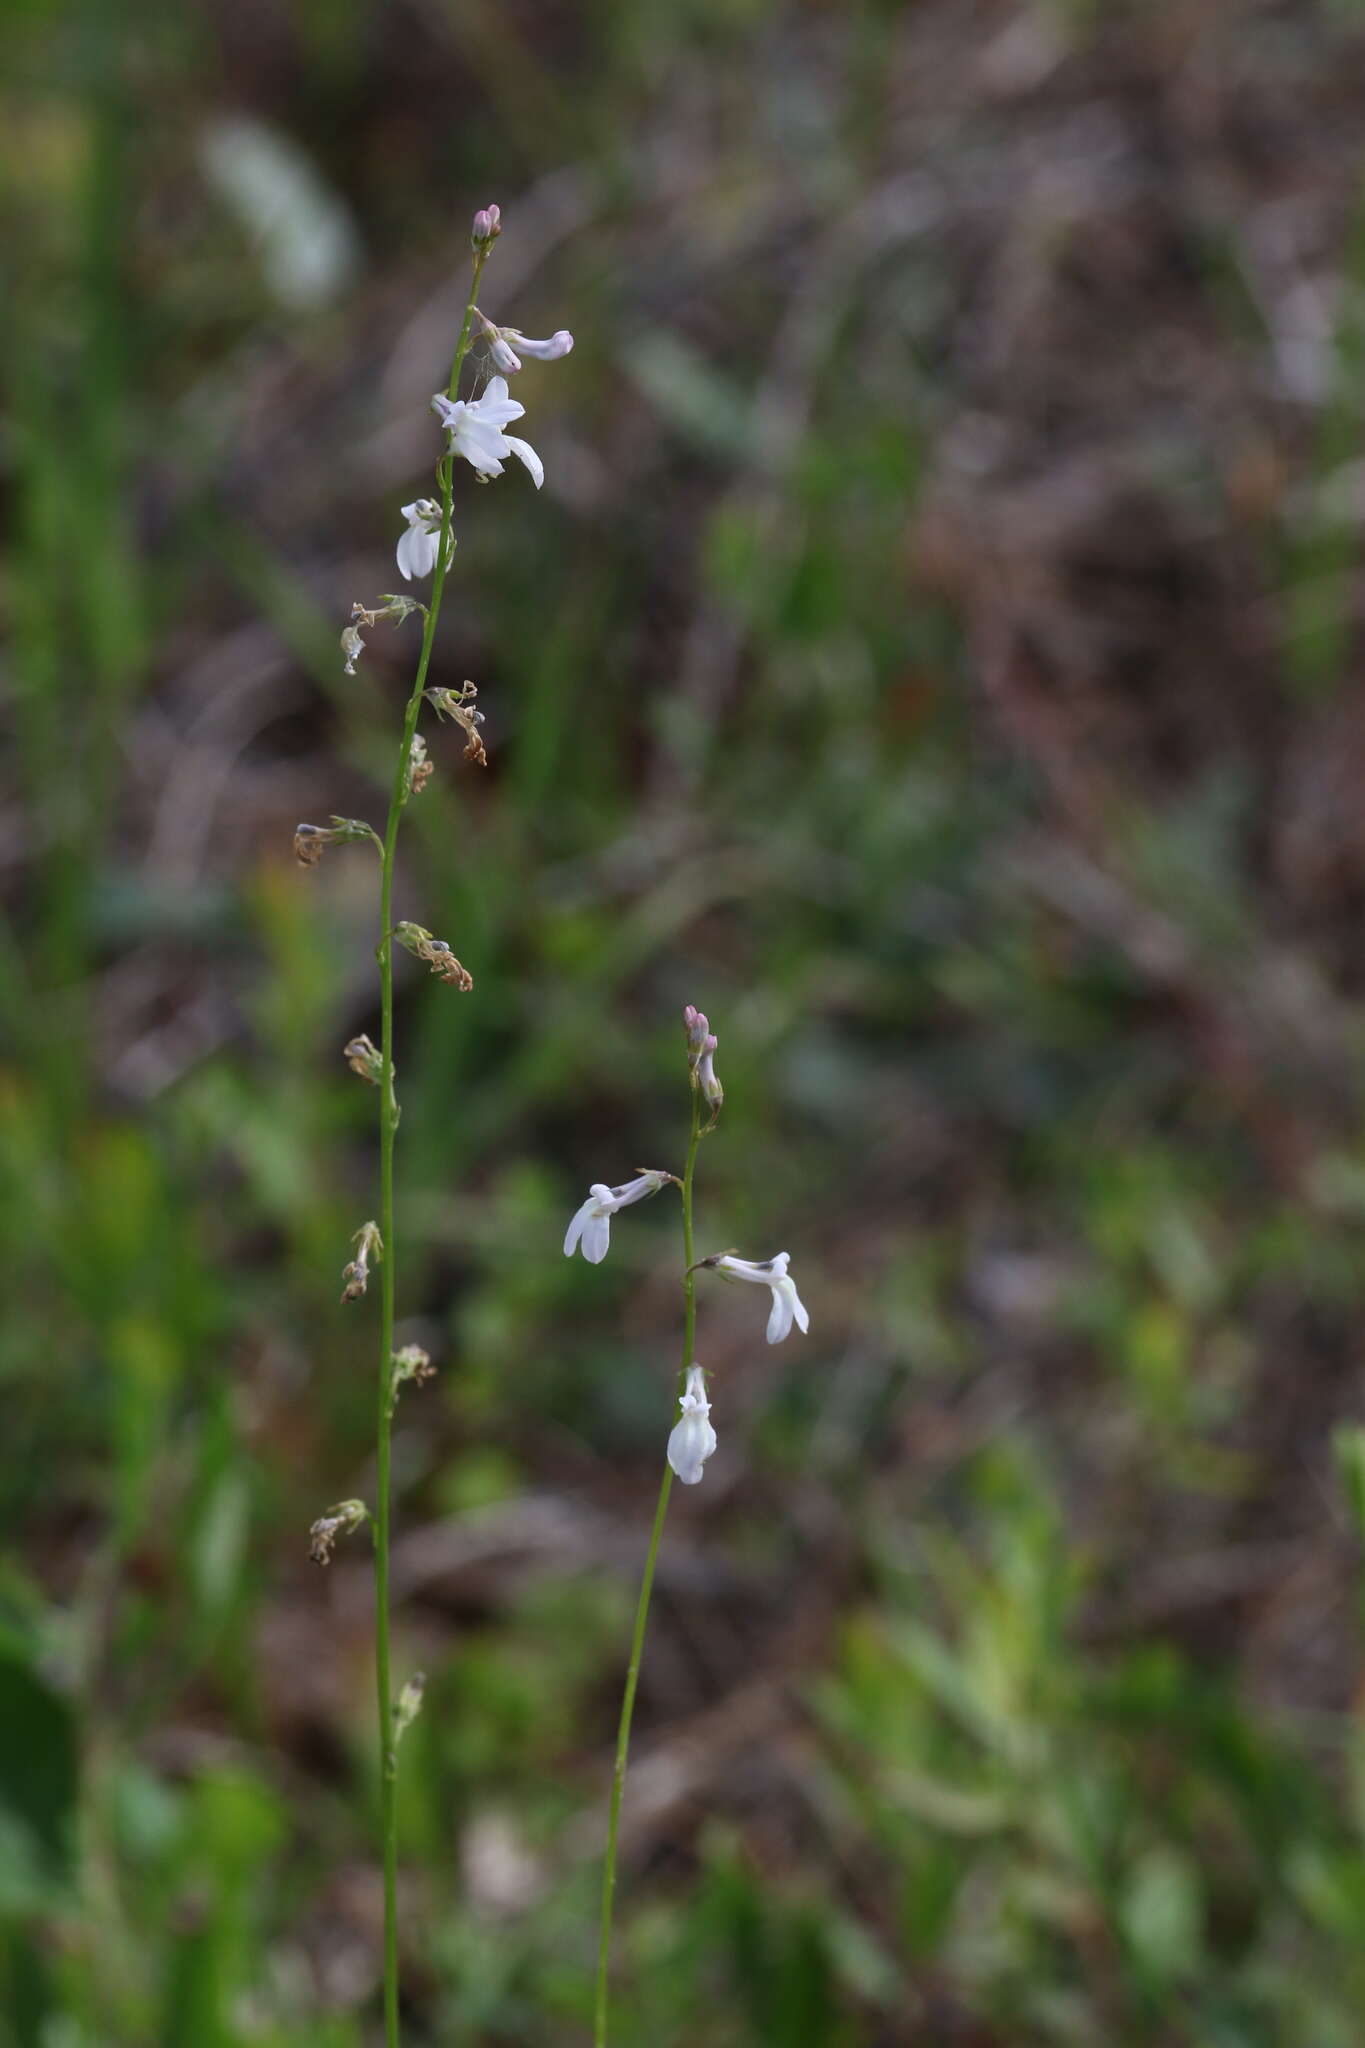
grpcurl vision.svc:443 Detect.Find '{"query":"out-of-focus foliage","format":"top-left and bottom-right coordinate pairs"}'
top-left (8, 0), bottom-right (1365, 2042)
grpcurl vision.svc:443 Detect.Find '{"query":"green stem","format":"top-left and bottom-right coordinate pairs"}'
top-left (373, 245), bottom-right (488, 2048)
top-left (594, 1092), bottom-right (703, 2046)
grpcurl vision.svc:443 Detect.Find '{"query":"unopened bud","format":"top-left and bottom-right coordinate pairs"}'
top-left (344, 1033), bottom-right (384, 1085)
top-left (682, 1004), bottom-right (711, 1066)
top-left (698, 1033), bottom-right (724, 1125)
top-left (471, 203), bottom-right (502, 250)
top-left (309, 1498), bottom-right (369, 1565)
top-left (341, 1220), bottom-right (384, 1303)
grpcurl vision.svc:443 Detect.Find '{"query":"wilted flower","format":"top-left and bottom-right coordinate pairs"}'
top-left (563, 1169), bottom-right (677, 1264)
top-left (393, 922), bottom-right (473, 989)
top-left (389, 1343), bottom-right (436, 1412)
top-left (341, 622), bottom-right (366, 675)
top-left (705, 1252), bottom-right (809, 1344)
top-left (667, 1365), bottom-right (717, 1486)
top-left (344, 1033), bottom-right (384, 1084)
top-left (426, 682), bottom-right (487, 766)
top-left (309, 1498), bottom-right (369, 1565)
top-left (294, 817), bottom-right (382, 867)
top-left (352, 594), bottom-right (425, 629)
top-left (341, 1220), bottom-right (383, 1303)
top-left (394, 1671), bottom-right (426, 1745)
top-left (431, 377), bottom-right (543, 489)
top-left (405, 733), bottom-right (432, 797)
top-left (396, 498), bottom-right (454, 582)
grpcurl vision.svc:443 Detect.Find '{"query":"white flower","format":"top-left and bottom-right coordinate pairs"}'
top-left (710, 1252), bottom-right (810, 1344)
top-left (510, 329), bottom-right (573, 361)
top-left (396, 499), bottom-right (454, 581)
top-left (667, 1365), bottom-right (717, 1486)
top-left (430, 377), bottom-right (544, 489)
top-left (475, 310), bottom-right (574, 376)
top-left (563, 1170), bottom-right (674, 1263)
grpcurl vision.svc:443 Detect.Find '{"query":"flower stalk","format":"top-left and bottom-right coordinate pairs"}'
top-left (301, 201), bottom-right (573, 2045)
top-left (366, 243), bottom-right (491, 2048)
top-left (593, 1088), bottom-right (703, 2047)
top-left (575, 1006), bottom-right (809, 2039)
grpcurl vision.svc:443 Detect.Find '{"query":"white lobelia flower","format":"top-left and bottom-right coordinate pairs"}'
top-left (475, 310), bottom-right (574, 376)
top-left (667, 1365), bottom-right (717, 1486)
top-left (430, 377), bottom-right (544, 488)
top-left (710, 1252), bottom-right (810, 1344)
top-left (396, 498), bottom-right (454, 581)
top-left (563, 1169), bottom-right (675, 1264)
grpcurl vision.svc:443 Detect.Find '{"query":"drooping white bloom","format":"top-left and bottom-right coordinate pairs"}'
top-left (711, 1252), bottom-right (809, 1345)
top-left (430, 377), bottom-right (544, 488)
top-left (563, 1170), bottom-right (674, 1264)
top-left (667, 1365), bottom-right (717, 1486)
top-left (396, 498), bottom-right (454, 581)
top-left (508, 329), bottom-right (573, 362)
top-left (475, 310), bottom-right (574, 376)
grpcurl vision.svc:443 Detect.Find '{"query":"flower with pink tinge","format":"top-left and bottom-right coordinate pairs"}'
top-left (475, 311), bottom-right (574, 377)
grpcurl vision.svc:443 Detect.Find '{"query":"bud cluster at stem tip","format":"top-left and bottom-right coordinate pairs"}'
top-left (683, 1004), bottom-right (723, 1124)
top-left (471, 202), bottom-right (501, 250)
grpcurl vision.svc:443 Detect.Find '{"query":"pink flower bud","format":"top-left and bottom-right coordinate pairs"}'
top-left (471, 203), bottom-right (502, 249)
top-left (683, 1004), bottom-right (711, 1062)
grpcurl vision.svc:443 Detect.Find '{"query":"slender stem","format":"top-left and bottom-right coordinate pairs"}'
top-left (373, 246), bottom-right (489, 2048)
top-left (594, 1092), bottom-right (703, 2046)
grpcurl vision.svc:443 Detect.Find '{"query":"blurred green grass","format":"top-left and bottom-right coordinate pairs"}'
top-left (10, 0), bottom-right (1365, 2043)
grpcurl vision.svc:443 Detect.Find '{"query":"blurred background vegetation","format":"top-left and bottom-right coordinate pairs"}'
top-left (10, 0), bottom-right (1365, 2041)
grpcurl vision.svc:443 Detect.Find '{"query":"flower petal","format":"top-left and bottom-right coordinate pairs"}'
top-left (563, 1197), bottom-right (594, 1257)
top-left (581, 1212), bottom-right (611, 1264)
top-left (396, 525), bottom-right (422, 580)
top-left (502, 434), bottom-right (544, 489)
top-left (766, 1285), bottom-right (794, 1344)
top-left (469, 376), bottom-right (525, 427)
top-left (512, 329), bottom-right (573, 361)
